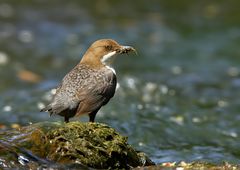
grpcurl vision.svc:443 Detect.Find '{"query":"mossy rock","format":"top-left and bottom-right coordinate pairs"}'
top-left (133, 161), bottom-right (240, 170)
top-left (0, 122), bottom-right (154, 169)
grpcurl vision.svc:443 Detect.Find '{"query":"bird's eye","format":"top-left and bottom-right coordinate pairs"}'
top-left (105, 45), bottom-right (112, 51)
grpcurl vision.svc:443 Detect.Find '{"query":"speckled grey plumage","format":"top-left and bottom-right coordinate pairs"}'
top-left (42, 64), bottom-right (117, 122)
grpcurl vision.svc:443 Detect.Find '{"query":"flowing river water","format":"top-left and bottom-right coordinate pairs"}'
top-left (0, 0), bottom-right (240, 166)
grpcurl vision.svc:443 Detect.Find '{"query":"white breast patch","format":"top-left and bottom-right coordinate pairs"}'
top-left (101, 51), bottom-right (116, 64)
top-left (101, 51), bottom-right (117, 75)
top-left (106, 65), bottom-right (116, 75)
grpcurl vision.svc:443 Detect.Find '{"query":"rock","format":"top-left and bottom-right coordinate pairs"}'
top-left (133, 161), bottom-right (240, 170)
top-left (0, 122), bottom-right (154, 169)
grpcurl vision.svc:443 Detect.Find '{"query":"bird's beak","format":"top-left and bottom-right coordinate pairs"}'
top-left (118, 45), bottom-right (136, 54)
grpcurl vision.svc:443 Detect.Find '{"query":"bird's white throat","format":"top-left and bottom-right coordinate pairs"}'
top-left (101, 51), bottom-right (117, 74)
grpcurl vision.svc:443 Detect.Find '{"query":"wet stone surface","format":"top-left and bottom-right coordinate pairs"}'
top-left (0, 121), bottom-right (154, 169)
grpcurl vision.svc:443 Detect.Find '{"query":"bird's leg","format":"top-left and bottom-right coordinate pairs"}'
top-left (64, 117), bottom-right (69, 123)
top-left (89, 112), bottom-right (97, 122)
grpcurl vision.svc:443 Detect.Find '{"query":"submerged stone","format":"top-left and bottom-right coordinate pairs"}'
top-left (0, 122), bottom-right (154, 169)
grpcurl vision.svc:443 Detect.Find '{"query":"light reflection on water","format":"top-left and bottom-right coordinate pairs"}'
top-left (0, 0), bottom-right (240, 166)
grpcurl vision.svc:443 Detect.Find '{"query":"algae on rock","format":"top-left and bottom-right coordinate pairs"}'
top-left (0, 122), bottom-right (154, 169)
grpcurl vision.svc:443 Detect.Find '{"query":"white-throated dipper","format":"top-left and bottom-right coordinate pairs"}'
top-left (41, 39), bottom-right (135, 123)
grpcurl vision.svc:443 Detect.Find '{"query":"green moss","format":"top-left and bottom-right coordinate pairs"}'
top-left (45, 122), bottom-right (141, 169)
top-left (0, 121), bottom-right (154, 169)
top-left (1, 122), bottom-right (239, 169)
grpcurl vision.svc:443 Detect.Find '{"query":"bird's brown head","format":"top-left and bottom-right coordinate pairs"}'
top-left (80, 39), bottom-right (136, 68)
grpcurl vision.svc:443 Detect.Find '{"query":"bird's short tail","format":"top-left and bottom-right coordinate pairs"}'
top-left (40, 108), bottom-right (46, 112)
top-left (40, 107), bottom-right (48, 112)
top-left (40, 105), bottom-right (53, 114)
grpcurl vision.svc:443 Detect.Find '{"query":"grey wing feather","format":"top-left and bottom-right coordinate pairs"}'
top-left (41, 65), bottom-right (117, 117)
top-left (41, 65), bottom-right (90, 115)
top-left (76, 69), bottom-right (117, 115)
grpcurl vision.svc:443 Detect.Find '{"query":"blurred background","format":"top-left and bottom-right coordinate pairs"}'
top-left (0, 0), bottom-right (240, 164)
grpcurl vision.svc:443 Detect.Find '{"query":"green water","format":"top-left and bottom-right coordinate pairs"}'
top-left (0, 0), bottom-right (240, 165)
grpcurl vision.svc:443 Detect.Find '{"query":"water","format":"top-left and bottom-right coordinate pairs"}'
top-left (0, 0), bottom-right (240, 165)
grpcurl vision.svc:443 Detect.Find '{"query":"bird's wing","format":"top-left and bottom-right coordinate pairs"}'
top-left (42, 65), bottom-right (117, 116)
top-left (43, 65), bottom-right (91, 115)
top-left (76, 69), bottom-right (117, 116)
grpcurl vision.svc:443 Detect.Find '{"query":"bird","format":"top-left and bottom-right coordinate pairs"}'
top-left (41, 39), bottom-right (136, 123)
